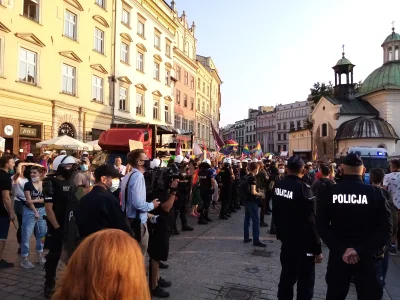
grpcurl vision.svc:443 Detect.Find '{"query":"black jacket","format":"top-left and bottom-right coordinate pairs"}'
top-left (74, 186), bottom-right (133, 239)
top-left (272, 175), bottom-right (321, 255)
top-left (316, 175), bottom-right (392, 258)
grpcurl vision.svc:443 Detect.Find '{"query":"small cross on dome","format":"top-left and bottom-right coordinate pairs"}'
top-left (392, 20), bottom-right (395, 32)
top-left (342, 44), bottom-right (345, 57)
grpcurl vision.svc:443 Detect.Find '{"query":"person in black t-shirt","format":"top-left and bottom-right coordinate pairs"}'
top-left (311, 163), bottom-right (334, 209)
top-left (20, 166), bottom-right (47, 269)
top-left (243, 162), bottom-right (266, 247)
top-left (0, 155), bottom-right (15, 268)
top-left (370, 168), bottom-right (397, 283)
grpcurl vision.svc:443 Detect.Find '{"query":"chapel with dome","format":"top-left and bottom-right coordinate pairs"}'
top-left (311, 26), bottom-right (400, 160)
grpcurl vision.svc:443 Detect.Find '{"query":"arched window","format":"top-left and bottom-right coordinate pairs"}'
top-left (396, 46), bottom-right (399, 60)
top-left (389, 47), bottom-right (393, 61)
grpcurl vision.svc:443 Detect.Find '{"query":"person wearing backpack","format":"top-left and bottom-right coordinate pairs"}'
top-left (242, 162), bottom-right (266, 247)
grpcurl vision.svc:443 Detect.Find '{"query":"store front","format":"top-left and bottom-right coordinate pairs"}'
top-left (0, 118), bottom-right (43, 159)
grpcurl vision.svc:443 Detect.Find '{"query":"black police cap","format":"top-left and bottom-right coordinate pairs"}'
top-left (287, 155), bottom-right (305, 170)
top-left (343, 153), bottom-right (363, 167)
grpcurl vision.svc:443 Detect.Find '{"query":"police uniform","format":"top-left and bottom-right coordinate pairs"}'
top-left (218, 165), bottom-right (233, 219)
top-left (198, 163), bottom-right (214, 224)
top-left (317, 153), bottom-right (392, 300)
top-left (272, 155), bottom-right (321, 300)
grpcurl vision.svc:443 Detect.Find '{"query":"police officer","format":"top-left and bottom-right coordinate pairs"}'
top-left (272, 155), bottom-right (322, 300)
top-left (198, 158), bottom-right (216, 225)
top-left (218, 158), bottom-right (234, 220)
top-left (316, 153), bottom-right (392, 300)
top-left (42, 155), bottom-right (80, 298)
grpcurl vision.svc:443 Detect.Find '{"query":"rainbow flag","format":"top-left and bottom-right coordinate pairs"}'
top-left (243, 144), bottom-right (250, 156)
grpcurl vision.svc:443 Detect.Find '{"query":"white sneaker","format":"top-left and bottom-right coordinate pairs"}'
top-left (21, 258), bottom-right (35, 269)
top-left (37, 253), bottom-right (46, 266)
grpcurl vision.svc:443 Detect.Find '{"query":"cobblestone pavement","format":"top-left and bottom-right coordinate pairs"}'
top-left (0, 207), bottom-right (398, 299)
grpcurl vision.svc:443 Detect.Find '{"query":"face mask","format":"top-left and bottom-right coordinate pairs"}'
top-left (31, 177), bottom-right (39, 182)
top-left (279, 169), bottom-right (285, 174)
top-left (110, 179), bottom-right (120, 193)
top-left (80, 164), bottom-right (88, 171)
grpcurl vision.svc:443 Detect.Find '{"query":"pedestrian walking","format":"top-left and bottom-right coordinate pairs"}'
top-left (317, 153), bottom-right (392, 300)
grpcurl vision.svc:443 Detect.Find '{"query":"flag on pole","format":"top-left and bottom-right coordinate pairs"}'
top-left (210, 121), bottom-right (224, 150)
top-left (202, 139), bottom-right (208, 159)
top-left (175, 139), bottom-right (181, 156)
top-left (313, 144), bottom-right (318, 161)
top-left (243, 144), bottom-right (250, 156)
top-left (193, 142), bottom-right (202, 156)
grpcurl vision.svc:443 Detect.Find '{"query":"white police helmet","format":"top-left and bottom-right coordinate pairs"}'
top-left (150, 158), bottom-right (161, 169)
top-left (174, 155), bottom-right (184, 164)
top-left (252, 158), bottom-right (259, 163)
top-left (223, 158), bottom-right (232, 165)
top-left (52, 155), bottom-right (77, 171)
top-left (202, 158), bottom-right (211, 166)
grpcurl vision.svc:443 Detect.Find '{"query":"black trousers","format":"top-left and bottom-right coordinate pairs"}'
top-left (326, 252), bottom-right (384, 300)
top-left (260, 197), bottom-right (267, 223)
top-left (44, 229), bottom-right (63, 285)
top-left (199, 190), bottom-right (211, 220)
top-left (230, 183), bottom-right (239, 209)
top-left (173, 191), bottom-right (188, 229)
top-left (278, 249), bottom-right (315, 300)
top-left (219, 187), bottom-right (230, 218)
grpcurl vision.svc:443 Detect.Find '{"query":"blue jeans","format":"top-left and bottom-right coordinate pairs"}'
top-left (243, 201), bottom-right (260, 243)
top-left (21, 206), bottom-right (47, 257)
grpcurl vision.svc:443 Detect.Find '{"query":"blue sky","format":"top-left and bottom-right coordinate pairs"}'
top-left (178, 0), bottom-right (400, 126)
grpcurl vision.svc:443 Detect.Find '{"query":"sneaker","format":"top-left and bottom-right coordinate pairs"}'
top-left (21, 258), bottom-right (35, 269)
top-left (244, 238), bottom-right (252, 243)
top-left (198, 219), bottom-right (209, 225)
top-left (37, 253), bottom-right (46, 266)
top-left (172, 229), bottom-right (180, 236)
top-left (0, 259), bottom-right (14, 268)
top-left (260, 222), bottom-right (269, 228)
top-left (158, 277), bottom-right (172, 288)
top-left (389, 245), bottom-right (397, 256)
top-left (151, 285), bottom-right (170, 298)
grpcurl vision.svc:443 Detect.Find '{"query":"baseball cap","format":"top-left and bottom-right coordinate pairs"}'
top-left (343, 153), bottom-right (363, 167)
top-left (27, 153), bottom-right (33, 157)
top-left (94, 164), bottom-right (123, 180)
top-left (287, 155), bottom-right (305, 170)
top-left (60, 150), bottom-right (67, 155)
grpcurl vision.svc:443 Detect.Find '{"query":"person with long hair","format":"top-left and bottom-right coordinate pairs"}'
top-left (21, 166), bottom-right (47, 268)
top-left (52, 229), bottom-right (151, 300)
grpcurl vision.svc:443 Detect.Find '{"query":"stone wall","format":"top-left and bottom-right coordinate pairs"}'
top-left (315, 122), bottom-right (335, 162)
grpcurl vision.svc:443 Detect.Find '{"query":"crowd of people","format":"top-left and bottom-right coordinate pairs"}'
top-left (0, 147), bottom-right (398, 299)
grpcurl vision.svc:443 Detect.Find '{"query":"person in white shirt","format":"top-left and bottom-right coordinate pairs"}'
top-left (383, 159), bottom-right (400, 255)
top-left (112, 157), bottom-right (126, 199)
top-left (12, 161), bottom-right (42, 254)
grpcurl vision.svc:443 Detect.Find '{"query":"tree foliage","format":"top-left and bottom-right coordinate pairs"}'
top-left (310, 81), bottom-right (334, 103)
top-left (354, 80), bottom-right (363, 94)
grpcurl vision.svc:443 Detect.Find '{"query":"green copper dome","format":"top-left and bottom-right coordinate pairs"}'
top-left (382, 32), bottom-right (400, 45)
top-left (360, 62), bottom-right (400, 95)
top-left (335, 57), bottom-right (353, 66)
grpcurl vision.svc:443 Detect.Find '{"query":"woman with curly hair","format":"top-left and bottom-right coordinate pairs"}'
top-left (52, 229), bottom-right (150, 300)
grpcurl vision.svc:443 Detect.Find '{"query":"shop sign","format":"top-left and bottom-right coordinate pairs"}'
top-left (58, 123), bottom-right (75, 138)
top-left (4, 125), bottom-right (13, 136)
top-left (20, 127), bottom-right (38, 137)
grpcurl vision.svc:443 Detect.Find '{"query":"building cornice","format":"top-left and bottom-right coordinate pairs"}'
top-left (135, 0), bottom-right (177, 36)
top-left (174, 47), bottom-right (198, 71)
